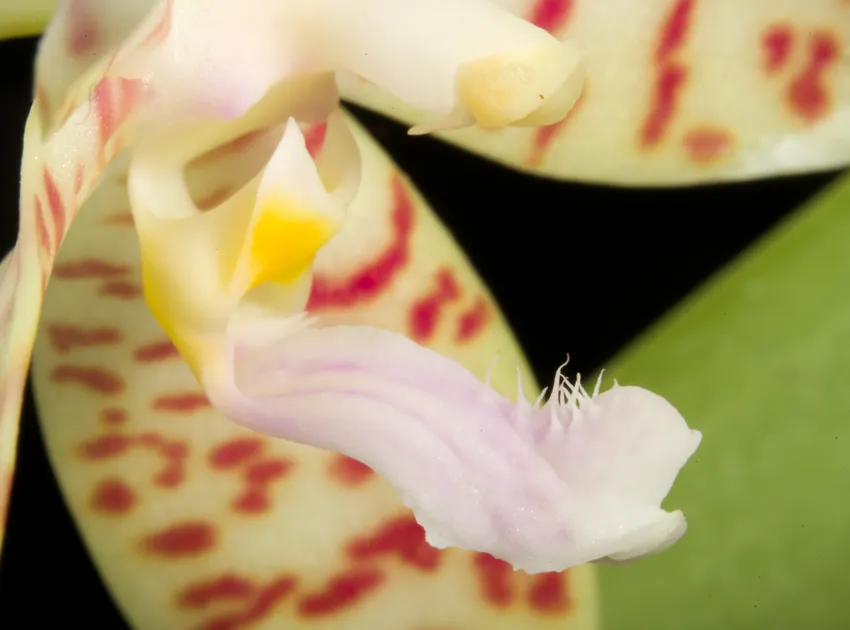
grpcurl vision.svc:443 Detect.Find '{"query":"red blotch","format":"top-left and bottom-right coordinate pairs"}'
top-left (209, 438), bottom-right (266, 469)
top-left (134, 339), bottom-right (180, 363)
top-left (304, 122), bottom-right (328, 157)
top-left (232, 488), bottom-right (270, 514)
top-left (329, 454), bottom-right (375, 487)
top-left (80, 433), bottom-right (130, 459)
top-left (155, 462), bottom-right (186, 489)
top-left (66, 0), bottom-right (99, 56)
top-left (54, 259), bottom-right (130, 279)
top-left (244, 459), bottom-right (293, 485)
top-left (193, 577), bottom-right (298, 630)
top-left (101, 407), bottom-right (128, 425)
top-left (99, 280), bottom-right (143, 299)
top-left (528, 85), bottom-right (587, 167)
top-left (455, 296), bottom-right (490, 344)
top-left (179, 574), bottom-right (256, 609)
top-left (153, 392), bottom-right (210, 413)
top-left (656, 0), bottom-right (696, 62)
top-left (48, 323), bottom-right (122, 354)
top-left (91, 478), bottom-right (136, 515)
top-left (308, 176), bottom-right (414, 310)
top-left (298, 569), bottom-right (385, 617)
top-left (79, 431), bottom-right (188, 488)
top-left (143, 522), bottom-right (216, 557)
top-left (232, 458), bottom-right (295, 515)
top-left (762, 24), bottom-right (794, 74)
top-left (347, 515), bottom-right (442, 572)
top-left (528, 572), bottom-right (570, 614)
top-left (641, 64), bottom-right (688, 147)
top-left (473, 553), bottom-right (515, 607)
top-left (529, 0), bottom-right (574, 34)
top-left (786, 31), bottom-right (840, 123)
top-left (682, 127), bottom-right (735, 164)
top-left (51, 365), bottom-right (125, 395)
top-left (409, 268), bottom-right (462, 342)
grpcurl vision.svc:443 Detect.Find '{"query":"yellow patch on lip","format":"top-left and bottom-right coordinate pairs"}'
top-left (246, 197), bottom-right (338, 288)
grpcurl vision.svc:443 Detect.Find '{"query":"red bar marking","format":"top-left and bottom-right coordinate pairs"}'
top-left (529, 0), bottom-right (574, 34)
top-left (153, 392), bottom-right (211, 413)
top-left (80, 433), bottom-right (130, 459)
top-left (43, 168), bottom-right (66, 249)
top-left (99, 280), bottom-right (143, 299)
top-left (297, 569), bottom-right (385, 617)
top-left (47, 323), bottom-right (123, 353)
top-left (231, 458), bottom-right (295, 515)
top-left (209, 438), bottom-right (266, 469)
top-left (34, 198), bottom-right (54, 259)
top-left (134, 340), bottom-right (180, 363)
top-left (656, 0), bottom-right (696, 62)
top-left (79, 432), bottom-right (188, 488)
top-left (233, 488), bottom-right (270, 514)
top-left (528, 572), bottom-right (570, 614)
top-left (762, 24), bottom-right (794, 74)
top-left (641, 64), bottom-right (688, 147)
top-left (409, 268), bottom-right (462, 342)
top-left (786, 31), bottom-right (840, 123)
top-left (179, 574), bottom-right (256, 609)
top-left (91, 478), bottom-right (135, 515)
top-left (455, 296), bottom-right (490, 344)
top-left (197, 577), bottom-right (298, 630)
top-left (640, 0), bottom-right (696, 148)
top-left (244, 459), bottom-right (293, 485)
top-left (329, 454), bottom-right (375, 487)
top-left (308, 176), bottom-right (414, 310)
top-left (347, 515), bottom-right (442, 572)
top-left (54, 258), bottom-right (130, 279)
top-left (473, 552), bottom-right (515, 607)
top-left (66, 0), bottom-right (99, 56)
top-left (142, 522), bottom-right (216, 557)
top-left (682, 127), bottom-right (735, 164)
top-left (51, 365), bottom-right (125, 395)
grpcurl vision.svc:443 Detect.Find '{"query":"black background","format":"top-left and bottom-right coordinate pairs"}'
top-left (0, 35), bottom-right (842, 627)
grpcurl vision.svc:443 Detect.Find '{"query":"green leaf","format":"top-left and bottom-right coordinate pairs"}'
top-left (599, 171), bottom-right (850, 630)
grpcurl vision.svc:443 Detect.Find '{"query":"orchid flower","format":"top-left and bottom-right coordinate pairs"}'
top-left (0, 1), bottom-right (703, 626)
top-left (0, 0), bottom-right (845, 629)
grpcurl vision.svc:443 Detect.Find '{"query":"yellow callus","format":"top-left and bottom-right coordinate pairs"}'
top-left (245, 196), bottom-right (339, 289)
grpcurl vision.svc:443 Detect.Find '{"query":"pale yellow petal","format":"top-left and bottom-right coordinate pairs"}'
top-left (341, 0), bottom-right (850, 185)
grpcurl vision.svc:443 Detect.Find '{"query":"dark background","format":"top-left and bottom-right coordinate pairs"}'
top-left (0, 35), bottom-right (842, 627)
